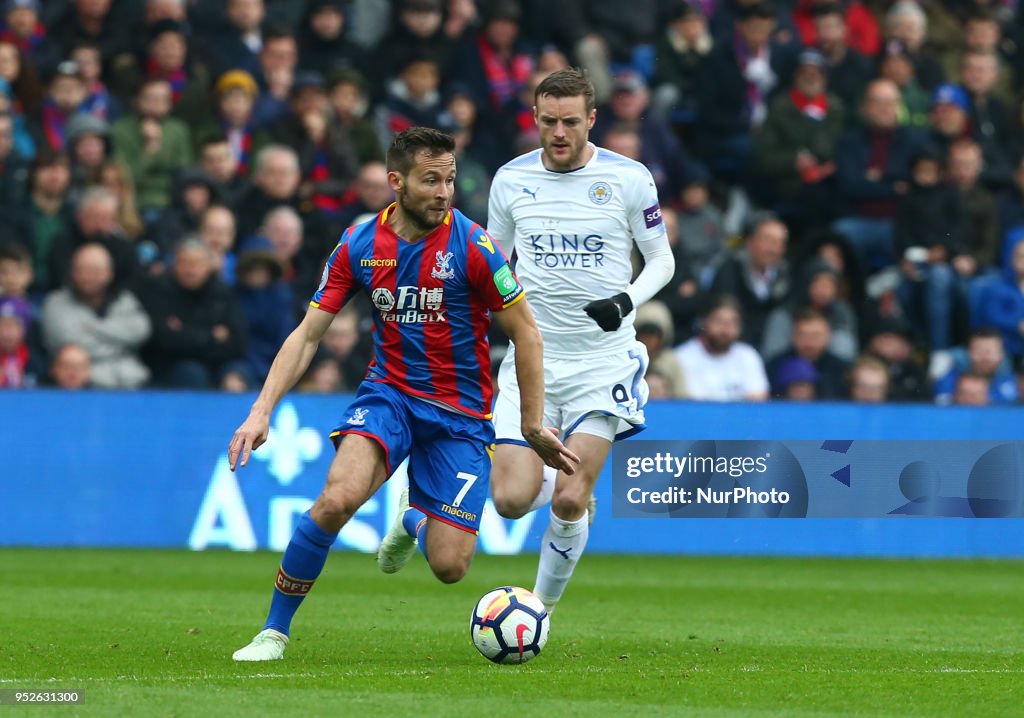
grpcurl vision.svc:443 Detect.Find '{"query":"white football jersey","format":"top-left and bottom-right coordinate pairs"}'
top-left (487, 143), bottom-right (667, 355)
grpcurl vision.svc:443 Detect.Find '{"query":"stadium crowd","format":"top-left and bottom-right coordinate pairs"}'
top-left (1, 0), bottom-right (1023, 406)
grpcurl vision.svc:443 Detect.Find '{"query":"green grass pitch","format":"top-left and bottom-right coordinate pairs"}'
top-left (3, 548), bottom-right (1022, 717)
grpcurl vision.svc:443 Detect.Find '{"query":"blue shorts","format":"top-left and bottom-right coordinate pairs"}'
top-left (330, 380), bottom-right (494, 534)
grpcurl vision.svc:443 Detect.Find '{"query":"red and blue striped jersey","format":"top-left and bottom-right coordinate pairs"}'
top-left (311, 204), bottom-right (525, 419)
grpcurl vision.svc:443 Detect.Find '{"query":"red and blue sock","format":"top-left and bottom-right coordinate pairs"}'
top-left (263, 510), bottom-right (337, 635)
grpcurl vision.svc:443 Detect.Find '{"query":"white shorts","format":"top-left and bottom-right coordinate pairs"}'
top-left (493, 341), bottom-right (649, 446)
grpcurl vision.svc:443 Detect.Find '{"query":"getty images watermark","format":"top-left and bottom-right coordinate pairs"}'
top-left (623, 451), bottom-right (790, 507)
top-left (611, 440), bottom-right (1024, 519)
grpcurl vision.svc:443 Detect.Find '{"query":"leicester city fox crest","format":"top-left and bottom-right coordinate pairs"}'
top-left (431, 250), bottom-right (455, 280)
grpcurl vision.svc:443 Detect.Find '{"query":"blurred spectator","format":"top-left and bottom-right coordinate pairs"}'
top-left (709, 211), bottom-right (791, 347)
top-left (696, 1), bottom-right (795, 179)
top-left (252, 205), bottom-right (316, 309)
top-left (763, 259), bottom-right (858, 362)
top-left (952, 370), bottom-right (990, 405)
top-left (894, 146), bottom-right (966, 351)
top-left (139, 238), bottom-right (248, 389)
top-left (772, 355), bottom-right (818, 401)
top-left (65, 111), bottom-right (110, 195)
top-left (832, 79), bottom-right (918, 272)
top-left (596, 69), bottom-right (704, 202)
top-left (297, 351), bottom-right (342, 392)
top-left (110, 78), bottom-right (192, 216)
top-left (650, 1), bottom-right (713, 130)
top-left (975, 238), bottom-right (1024, 357)
top-left (442, 83), bottom-right (506, 175)
top-left (197, 204), bottom-right (239, 284)
top-left (14, 149), bottom-right (72, 291)
top-left (793, 0), bottom-right (879, 57)
top-left (0, 76), bottom-right (37, 159)
top-left (298, 0), bottom-right (364, 77)
top-left (447, 115), bottom-right (491, 225)
top-left (232, 237), bottom-right (295, 386)
top-left (0, 109), bottom-right (28, 210)
top-left (947, 138), bottom-right (999, 276)
top-left (110, 19), bottom-right (211, 130)
top-left (51, 0), bottom-right (129, 66)
top-left (48, 341), bottom-right (91, 388)
top-left (847, 354), bottom-right (890, 402)
top-left (999, 153), bottom-right (1024, 243)
top-left (326, 68), bottom-right (383, 165)
top-left (209, 0), bottom-right (266, 77)
top-left (554, 0), bottom-right (662, 104)
top-left (882, 0), bottom-right (945, 91)
top-left (152, 167), bottom-right (220, 256)
top-left (453, 1), bottom-right (533, 152)
top-left (878, 39), bottom-right (930, 128)
top-left (767, 307), bottom-right (850, 398)
top-left (70, 41), bottom-right (119, 121)
top-left (92, 157), bottom-right (145, 242)
top-left (198, 132), bottom-right (247, 205)
top-left (336, 160), bottom-right (391, 229)
top-left (370, 0), bottom-right (454, 90)
top-left (269, 70), bottom-right (360, 212)
top-left (926, 82), bottom-right (1011, 189)
top-left (809, 2), bottom-right (872, 118)
top-left (206, 70), bottom-right (271, 178)
top-left (635, 299), bottom-right (686, 398)
top-left (933, 327), bottom-right (1018, 404)
top-left (41, 60), bottom-right (87, 151)
top-left (375, 53), bottom-right (445, 150)
top-left (752, 48), bottom-right (843, 223)
top-left (252, 28), bottom-right (298, 127)
top-left (232, 144), bottom-right (331, 255)
top-left (803, 227), bottom-right (867, 311)
top-left (0, 241), bottom-right (32, 301)
top-left (317, 305), bottom-right (371, 389)
top-left (863, 315), bottom-right (928, 401)
top-left (1, 0), bottom-right (60, 77)
top-left (48, 186), bottom-right (137, 291)
top-left (40, 242), bottom-right (150, 388)
top-left (943, 7), bottom-right (1015, 105)
top-left (960, 50), bottom-right (1013, 173)
top-left (673, 294), bottom-right (770, 401)
top-left (674, 171), bottom-right (726, 275)
top-left (0, 38), bottom-right (44, 118)
top-left (656, 200), bottom-right (719, 341)
top-left (0, 293), bottom-right (37, 387)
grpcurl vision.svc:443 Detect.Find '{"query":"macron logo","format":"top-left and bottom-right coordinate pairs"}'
top-left (643, 203), bottom-right (663, 229)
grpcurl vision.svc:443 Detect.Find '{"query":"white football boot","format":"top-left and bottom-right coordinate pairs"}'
top-left (377, 488), bottom-right (418, 574)
top-left (232, 628), bottom-right (288, 661)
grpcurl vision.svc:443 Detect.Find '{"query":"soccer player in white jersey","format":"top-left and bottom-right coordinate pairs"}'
top-left (487, 68), bottom-right (675, 613)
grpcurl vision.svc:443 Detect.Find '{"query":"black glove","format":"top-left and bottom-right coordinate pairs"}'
top-left (583, 292), bottom-right (634, 332)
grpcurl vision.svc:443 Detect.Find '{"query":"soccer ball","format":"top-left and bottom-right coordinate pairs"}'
top-left (470, 586), bottom-right (549, 664)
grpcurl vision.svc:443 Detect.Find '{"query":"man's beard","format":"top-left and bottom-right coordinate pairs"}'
top-left (398, 194), bottom-right (445, 234)
top-left (703, 333), bottom-right (733, 355)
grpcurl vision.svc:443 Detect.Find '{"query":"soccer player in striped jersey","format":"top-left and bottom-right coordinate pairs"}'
top-left (487, 69), bottom-right (675, 614)
top-left (229, 127), bottom-right (578, 662)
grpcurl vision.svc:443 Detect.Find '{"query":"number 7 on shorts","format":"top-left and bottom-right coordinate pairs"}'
top-left (452, 471), bottom-right (478, 508)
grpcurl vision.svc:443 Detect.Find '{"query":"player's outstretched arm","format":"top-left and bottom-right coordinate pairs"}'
top-left (228, 307), bottom-right (335, 471)
top-left (493, 298), bottom-right (581, 475)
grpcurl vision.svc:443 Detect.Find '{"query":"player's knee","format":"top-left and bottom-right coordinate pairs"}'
top-left (552, 484), bottom-right (589, 521)
top-left (429, 558), bottom-right (470, 584)
top-left (313, 485), bottom-right (362, 526)
top-left (491, 487), bottom-right (529, 519)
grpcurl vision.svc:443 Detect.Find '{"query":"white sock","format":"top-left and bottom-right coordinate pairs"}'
top-left (533, 508), bottom-right (589, 612)
top-left (525, 466), bottom-right (557, 513)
